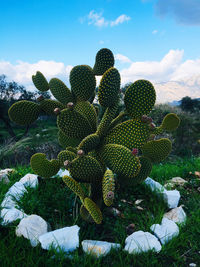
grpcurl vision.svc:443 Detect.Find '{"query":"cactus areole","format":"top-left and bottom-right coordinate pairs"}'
top-left (8, 48), bottom-right (180, 224)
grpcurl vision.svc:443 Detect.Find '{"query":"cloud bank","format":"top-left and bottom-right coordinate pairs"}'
top-left (81, 10), bottom-right (131, 27)
top-left (155, 0), bottom-right (200, 26)
top-left (0, 49), bottom-right (200, 103)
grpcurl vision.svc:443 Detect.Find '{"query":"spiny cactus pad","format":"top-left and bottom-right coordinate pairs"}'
top-left (57, 108), bottom-right (93, 139)
top-left (142, 138), bottom-right (172, 163)
top-left (39, 99), bottom-right (65, 115)
top-left (70, 65), bottom-right (96, 101)
top-left (105, 119), bottom-right (151, 149)
top-left (32, 71), bottom-right (49, 92)
top-left (84, 197), bottom-right (103, 224)
top-left (93, 48), bottom-right (115, 75)
top-left (58, 130), bottom-right (81, 148)
top-left (69, 155), bottom-right (104, 183)
top-left (101, 144), bottom-right (141, 178)
top-left (49, 78), bottom-right (74, 105)
top-left (102, 169), bottom-right (115, 206)
top-left (98, 67), bottom-right (120, 107)
top-left (124, 80), bottom-right (156, 118)
top-left (8, 48), bottom-right (180, 224)
top-left (8, 101), bottom-right (41, 126)
top-left (74, 101), bottom-right (97, 131)
top-left (161, 113), bottom-right (180, 131)
top-left (63, 175), bottom-right (85, 202)
top-left (30, 153), bottom-right (60, 178)
top-left (78, 133), bottom-right (100, 154)
top-left (57, 150), bottom-right (76, 166)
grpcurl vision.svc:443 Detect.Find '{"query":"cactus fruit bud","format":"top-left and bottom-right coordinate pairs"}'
top-left (64, 160), bottom-right (71, 168)
top-left (141, 115), bottom-right (148, 123)
top-left (77, 149), bottom-right (85, 157)
top-left (37, 95), bottom-right (44, 102)
top-left (106, 191), bottom-right (114, 200)
top-left (149, 122), bottom-right (156, 129)
top-left (54, 108), bottom-right (61, 115)
top-left (147, 117), bottom-right (153, 123)
top-left (67, 102), bottom-right (74, 109)
top-left (149, 134), bottom-right (156, 141)
top-left (132, 148), bottom-right (139, 156)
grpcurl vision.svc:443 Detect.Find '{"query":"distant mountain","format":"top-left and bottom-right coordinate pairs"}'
top-left (168, 97), bottom-right (200, 106)
top-left (168, 100), bottom-right (181, 106)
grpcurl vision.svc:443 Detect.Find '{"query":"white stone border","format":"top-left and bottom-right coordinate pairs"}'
top-left (0, 170), bottom-right (186, 257)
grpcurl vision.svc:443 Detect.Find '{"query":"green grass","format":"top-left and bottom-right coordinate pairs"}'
top-left (0, 158), bottom-right (200, 267)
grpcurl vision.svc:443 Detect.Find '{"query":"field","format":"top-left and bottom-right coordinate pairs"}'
top-left (0, 157), bottom-right (200, 267)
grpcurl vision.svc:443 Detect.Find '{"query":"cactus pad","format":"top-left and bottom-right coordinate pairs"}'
top-left (58, 130), bottom-right (81, 148)
top-left (32, 71), bottom-right (49, 92)
top-left (57, 108), bottom-right (93, 139)
top-left (57, 150), bottom-right (76, 166)
top-left (30, 153), bottom-right (60, 178)
top-left (124, 80), bottom-right (156, 118)
top-left (39, 99), bottom-right (65, 115)
top-left (74, 101), bottom-right (97, 131)
top-left (105, 119), bottom-right (151, 149)
top-left (70, 65), bottom-right (96, 101)
top-left (84, 197), bottom-right (103, 224)
top-left (98, 67), bottom-right (120, 107)
top-left (8, 100), bottom-right (40, 126)
top-left (161, 113), bottom-right (180, 131)
top-left (142, 138), bottom-right (172, 163)
top-left (101, 144), bottom-right (141, 178)
top-left (78, 133), bottom-right (100, 154)
top-left (69, 155), bottom-right (104, 183)
top-left (102, 169), bottom-right (115, 206)
top-left (93, 48), bottom-right (114, 75)
top-left (63, 175), bottom-right (85, 202)
top-left (49, 78), bottom-right (74, 105)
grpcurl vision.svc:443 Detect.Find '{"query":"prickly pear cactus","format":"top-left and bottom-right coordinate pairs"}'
top-left (8, 48), bottom-right (180, 224)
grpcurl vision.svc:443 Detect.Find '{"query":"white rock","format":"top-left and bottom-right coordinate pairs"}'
top-left (150, 217), bottom-right (179, 245)
top-left (189, 263), bottom-right (197, 267)
top-left (1, 195), bottom-right (19, 209)
top-left (5, 182), bottom-right (27, 201)
top-left (1, 208), bottom-right (27, 225)
top-left (144, 178), bottom-right (180, 209)
top-left (0, 174), bottom-right (10, 184)
top-left (19, 174), bottom-right (38, 188)
top-left (82, 240), bottom-right (121, 258)
top-left (124, 231), bottom-right (162, 254)
top-left (170, 177), bottom-right (187, 186)
top-left (0, 168), bottom-right (14, 175)
top-left (163, 206), bottom-right (186, 224)
top-left (144, 177), bottom-right (166, 193)
top-left (56, 169), bottom-right (70, 177)
top-left (39, 225), bottom-right (80, 253)
top-left (164, 177), bottom-right (187, 188)
top-left (163, 190), bottom-right (180, 209)
top-left (16, 215), bottom-right (48, 247)
top-left (0, 168), bottom-right (14, 184)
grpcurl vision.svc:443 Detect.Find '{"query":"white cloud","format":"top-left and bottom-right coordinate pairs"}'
top-left (0, 60), bottom-right (73, 91)
top-left (110, 14), bottom-right (131, 26)
top-left (152, 29), bottom-right (158, 34)
top-left (1, 50), bottom-right (200, 103)
top-left (115, 54), bottom-right (132, 63)
top-left (88, 10), bottom-right (108, 27)
top-left (82, 10), bottom-right (131, 28)
top-left (119, 49), bottom-right (200, 103)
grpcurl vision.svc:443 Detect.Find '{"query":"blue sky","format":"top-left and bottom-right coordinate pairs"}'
top-left (1, 0), bottom-right (200, 102)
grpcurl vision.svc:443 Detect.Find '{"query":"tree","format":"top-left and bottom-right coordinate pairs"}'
top-left (180, 96), bottom-right (200, 113)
